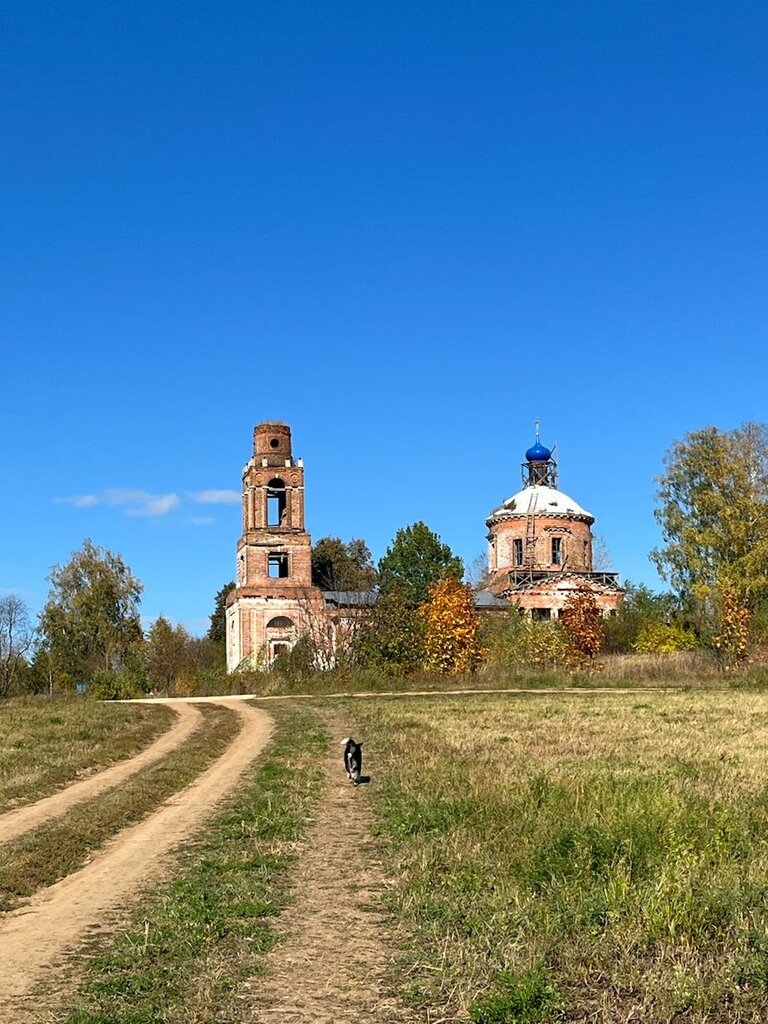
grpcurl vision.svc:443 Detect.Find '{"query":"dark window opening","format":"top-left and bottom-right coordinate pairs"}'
top-left (267, 478), bottom-right (287, 526)
top-left (513, 539), bottom-right (524, 565)
top-left (271, 642), bottom-right (289, 660)
top-left (266, 615), bottom-right (294, 629)
top-left (551, 537), bottom-right (563, 565)
top-left (268, 553), bottom-right (289, 578)
top-left (270, 438), bottom-right (280, 448)
top-left (531, 608), bottom-right (551, 621)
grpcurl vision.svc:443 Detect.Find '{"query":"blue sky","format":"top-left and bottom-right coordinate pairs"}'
top-left (2, 1), bottom-right (767, 632)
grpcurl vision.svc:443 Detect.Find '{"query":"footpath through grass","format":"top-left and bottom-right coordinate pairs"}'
top-left (0, 703), bottom-right (239, 911)
top-left (347, 690), bottom-right (768, 1024)
top-left (0, 697), bottom-right (174, 812)
top-left (59, 704), bottom-right (327, 1024)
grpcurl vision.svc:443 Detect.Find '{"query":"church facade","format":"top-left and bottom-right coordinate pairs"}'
top-left (480, 436), bottom-right (623, 618)
top-left (226, 422), bottom-right (623, 671)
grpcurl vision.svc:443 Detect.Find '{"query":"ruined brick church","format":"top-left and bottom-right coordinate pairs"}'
top-left (477, 433), bottom-right (623, 618)
top-left (225, 423), bottom-right (317, 671)
top-left (226, 422), bottom-right (622, 670)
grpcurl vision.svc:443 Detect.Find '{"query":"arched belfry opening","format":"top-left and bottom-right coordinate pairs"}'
top-left (267, 477), bottom-right (287, 527)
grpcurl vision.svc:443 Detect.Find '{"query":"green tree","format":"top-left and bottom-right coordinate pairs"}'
top-left (482, 609), bottom-right (567, 671)
top-left (146, 615), bottom-right (191, 693)
top-left (39, 539), bottom-right (143, 684)
top-left (207, 582), bottom-right (235, 647)
top-left (0, 594), bottom-right (34, 697)
top-left (652, 424), bottom-right (768, 611)
top-left (378, 521), bottom-right (463, 607)
top-left (311, 537), bottom-right (378, 591)
top-left (603, 581), bottom-right (682, 653)
top-left (356, 590), bottom-right (425, 675)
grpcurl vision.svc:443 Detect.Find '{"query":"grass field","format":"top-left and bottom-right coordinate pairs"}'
top-left (345, 691), bottom-right (768, 1023)
top-left (0, 697), bottom-right (174, 812)
top-left (187, 654), bottom-right (768, 699)
top-left (0, 703), bottom-right (239, 911)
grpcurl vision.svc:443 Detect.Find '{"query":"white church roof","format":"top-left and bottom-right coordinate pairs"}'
top-left (490, 484), bottom-right (594, 521)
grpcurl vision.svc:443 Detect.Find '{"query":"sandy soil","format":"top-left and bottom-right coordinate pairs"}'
top-left (0, 702), bottom-right (201, 845)
top-left (0, 699), bottom-right (273, 1023)
top-left (238, 724), bottom-right (418, 1024)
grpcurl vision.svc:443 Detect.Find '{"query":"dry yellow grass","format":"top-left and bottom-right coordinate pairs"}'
top-left (345, 691), bottom-right (768, 1023)
top-left (0, 697), bottom-right (174, 811)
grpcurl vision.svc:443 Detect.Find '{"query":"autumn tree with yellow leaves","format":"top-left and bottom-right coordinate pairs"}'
top-left (422, 578), bottom-right (483, 674)
top-left (560, 585), bottom-right (606, 672)
top-left (711, 585), bottom-right (751, 666)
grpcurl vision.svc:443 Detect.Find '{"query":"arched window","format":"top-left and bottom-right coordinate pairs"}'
top-left (266, 616), bottom-right (295, 630)
top-left (267, 478), bottom-right (287, 526)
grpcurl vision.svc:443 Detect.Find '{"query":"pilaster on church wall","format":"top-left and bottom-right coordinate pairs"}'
top-left (291, 487), bottom-right (302, 530)
top-left (247, 488), bottom-right (255, 530)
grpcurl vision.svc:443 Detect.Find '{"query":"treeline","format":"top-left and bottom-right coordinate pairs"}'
top-left (0, 541), bottom-right (230, 699)
top-left (0, 523), bottom-right (467, 698)
top-left (3, 422), bottom-right (768, 697)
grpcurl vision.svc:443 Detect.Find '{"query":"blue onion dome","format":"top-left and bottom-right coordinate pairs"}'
top-left (525, 441), bottom-right (552, 462)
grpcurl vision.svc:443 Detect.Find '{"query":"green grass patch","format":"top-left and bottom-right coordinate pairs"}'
top-left (0, 704), bottom-right (239, 910)
top-left (345, 691), bottom-right (768, 1022)
top-left (0, 697), bottom-right (174, 812)
top-left (58, 704), bottom-right (326, 1024)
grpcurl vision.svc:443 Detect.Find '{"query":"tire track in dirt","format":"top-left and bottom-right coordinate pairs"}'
top-left (0, 700), bottom-right (273, 1022)
top-left (238, 718), bottom-right (418, 1024)
top-left (0, 702), bottom-right (201, 846)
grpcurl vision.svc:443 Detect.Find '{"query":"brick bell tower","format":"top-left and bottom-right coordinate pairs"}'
top-left (226, 422), bottom-right (318, 670)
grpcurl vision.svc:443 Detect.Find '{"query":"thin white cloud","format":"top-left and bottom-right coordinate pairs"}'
top-left (54, 490), bottom-right (180, 517)
top-left (116, 492), bottom-right (180, 517)
top-left (191, 516), bottom-right (216, 526)
top-left (54, 487), bottom-right (238, 517)
top-left (54, 494), bottom-right (100, 508)
top-left (189, 489), bottom-right (241, 504)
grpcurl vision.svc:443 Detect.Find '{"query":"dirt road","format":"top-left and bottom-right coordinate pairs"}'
top-left (0, 702), bottom-right (201, 845)
top-left (238, 720), bottom-right (417, 1024)
top-left (0, 699), bottom-right (273, 1022)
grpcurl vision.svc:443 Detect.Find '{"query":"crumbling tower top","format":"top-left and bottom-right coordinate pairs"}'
top-left (253, 422), bottom-right (293, 466)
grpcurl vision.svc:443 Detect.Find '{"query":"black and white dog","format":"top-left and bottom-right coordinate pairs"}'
top-left (341, 737), bottom-right (363, 785)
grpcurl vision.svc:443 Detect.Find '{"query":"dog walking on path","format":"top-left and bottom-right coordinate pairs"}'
top-left (341, 738), bottom-right (363, 784)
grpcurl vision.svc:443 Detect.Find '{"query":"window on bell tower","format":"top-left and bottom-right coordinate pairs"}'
top-left (268, 552), bottom-right (289, 578)
top-left (267, 478), bottom-right (287, 527)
